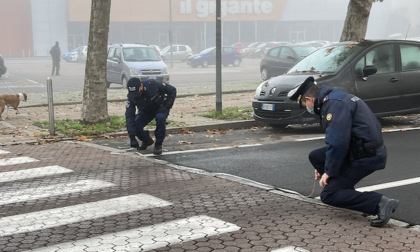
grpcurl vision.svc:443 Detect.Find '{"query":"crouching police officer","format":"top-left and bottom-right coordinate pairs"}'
top-left (125, 77), bottom-right (176, 155)
top-left (288, 76), bottom-right (399, 227)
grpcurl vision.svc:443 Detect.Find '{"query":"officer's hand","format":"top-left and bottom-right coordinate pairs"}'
top-left (157, 104), bottom-right (169, 114)
top-left (319, 173), bottom-right (330, 188)
top-left (314, 170), bottom-right (321, 180)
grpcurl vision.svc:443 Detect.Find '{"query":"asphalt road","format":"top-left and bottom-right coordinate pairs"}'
top-left (152, 128), bottom-right (420, 226)
top-left (0, 57), bottom-right (263, 95)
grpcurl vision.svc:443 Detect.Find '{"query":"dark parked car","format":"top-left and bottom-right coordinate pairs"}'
top-left (248, 42), bottom-right (277, 58)
top-left (253, 40), bottom-right (420, 127)
top-left (260, 45), bottom-right (317, 80)
top-left (187, 46), bottom-right (242, 68)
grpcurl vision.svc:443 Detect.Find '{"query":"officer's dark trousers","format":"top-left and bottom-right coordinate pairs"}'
top-left (135, 112), bottom-right (168, 144)
top-left (309, 147), bottom-right (382, 215)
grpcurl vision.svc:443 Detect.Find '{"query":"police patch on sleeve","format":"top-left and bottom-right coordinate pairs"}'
top-left (326, 113), bottom-right (333, 121)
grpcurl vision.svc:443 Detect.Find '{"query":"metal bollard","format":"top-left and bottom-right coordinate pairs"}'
top-left (47, 77), bottom-right (55, 135)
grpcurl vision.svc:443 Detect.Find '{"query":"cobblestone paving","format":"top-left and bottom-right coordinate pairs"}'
top-left (0, 142), bottom-right (419, 251)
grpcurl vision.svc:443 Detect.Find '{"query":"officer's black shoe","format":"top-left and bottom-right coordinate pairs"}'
top-left (137, 138), bottom-right (154, 150)
top-left (370, 196), bottom-right (399, 227)
top-left (129, 136), bottom-right (139, 148)
top-left (130, 141), bottom-right (139, 149)
top-left (154, 143), bottom-right (163, 155)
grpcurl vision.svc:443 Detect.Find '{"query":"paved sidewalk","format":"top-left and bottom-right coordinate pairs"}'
top-left (0, 141), bottom-right (419, 251)
top-left (0, 89), bottom-right (257, 145)
top-left (1, 89), bottom-right (420, 251)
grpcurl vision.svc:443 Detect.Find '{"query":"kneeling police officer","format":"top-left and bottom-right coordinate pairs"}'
top-left (288, 76), bottom-right (399, 227)
top-left (125, 78), bottom-right (176, 155)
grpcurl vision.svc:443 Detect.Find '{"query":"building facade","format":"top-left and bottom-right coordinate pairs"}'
top-left (1, 0), bottom-right (417, 57)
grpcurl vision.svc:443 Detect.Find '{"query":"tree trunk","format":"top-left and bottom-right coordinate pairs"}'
top-left (81, 0), bottom-right (111, 124)
top-left (340, 0), bottom-right (374, 42)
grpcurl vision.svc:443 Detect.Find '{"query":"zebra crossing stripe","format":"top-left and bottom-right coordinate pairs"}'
top-left (27, 215), bottom-right (241, 252)
top-left (0, 179), bottom-right (114, 206)
top-left (0, 156), bottom-right (39, 166)
top-left (272, 246), bottom-right (310, 252)
top-left (0, 150), bottom-right (10, 155)
top-left (0, 194), bottom-right (172, 237)
top-left (0, 165), bottom-right (73, 183)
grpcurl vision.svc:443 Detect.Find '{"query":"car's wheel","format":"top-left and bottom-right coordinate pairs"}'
top-left (122, 77), bottom-right (128, 89)
top-left (201, 60), bottom-right (209, 68)
top-left (261, 68), bottom-right (270, 81)
top-left (233, 58), bottom-right (241, 67)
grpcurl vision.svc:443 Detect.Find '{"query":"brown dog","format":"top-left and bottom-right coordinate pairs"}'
top-left (0, 93), bottom-right (27, 120)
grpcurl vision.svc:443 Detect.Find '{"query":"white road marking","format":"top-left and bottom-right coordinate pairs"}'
top-left (0, 194), bottom-right (172, 237)
top-left (0, 179), bottom-right (114, 205)
top-left (0, 150), bottom-right (10, 155)
top-left (142, 143), bottom-right (263, 156)
top-left (28, 215), bottom-right (241, 252)
top-left (0, 156), bottom-right (39, 166)
top-left (357, 177), bottom-right (420, 192)
top-left (0, 165), bottom-right (72, 183)
top-left (296, 136), bottom-right (324, 142)
top-left (272, 246), bottom-right (310, 252)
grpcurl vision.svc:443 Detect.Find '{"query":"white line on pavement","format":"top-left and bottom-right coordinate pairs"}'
top-left (0, 156), bottom-right (39, 166)
top-left (0, 165), bottom-right (73, 183)
top-left (142, 143), bottom-right (263, 156)
top-left (28, 215), bottom-right (241, 252)
top-left (0, 194), bottom-right (172, 237)
top-left (357, 177), bottom-right (420, 192)
top-left (272, 246), bottom-right (310, 252)
top-left (0, 150), bottom-right (10, 155)
top-left (0, 179), bottom-right (114, 205)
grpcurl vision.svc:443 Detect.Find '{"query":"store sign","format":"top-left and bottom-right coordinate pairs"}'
top-left (68, 0), bottom-right (286, 22)
top-left (180, 0), bottom-right (274, 18)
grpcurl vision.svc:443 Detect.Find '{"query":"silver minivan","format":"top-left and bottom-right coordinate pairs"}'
top-left (106, 43), bottom-right (169, 88)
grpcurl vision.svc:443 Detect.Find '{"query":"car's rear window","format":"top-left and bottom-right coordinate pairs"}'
top-left (287, 43), bottom-right (364, 74)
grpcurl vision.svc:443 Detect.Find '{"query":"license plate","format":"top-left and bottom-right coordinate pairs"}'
top-left (261, 103), bottom-right (274, 111)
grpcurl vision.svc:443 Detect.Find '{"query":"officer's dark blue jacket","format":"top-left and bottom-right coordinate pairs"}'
top-left (125, 78), bottom-right (176, 136)
top-left (315, 85), bottom-right (386, 177)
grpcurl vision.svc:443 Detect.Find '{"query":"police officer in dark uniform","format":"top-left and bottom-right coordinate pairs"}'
top-left (125, 77), bottom-right (176, 155)
top-left (288, 76), bottom-right (399, 227)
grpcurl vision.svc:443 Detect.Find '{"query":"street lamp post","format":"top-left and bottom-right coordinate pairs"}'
top-left (169, 0), bottom-right (173, 68)
top-left (216, 0), bottom-right (222, 112)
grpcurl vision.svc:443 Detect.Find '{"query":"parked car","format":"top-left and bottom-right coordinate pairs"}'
top-left (253, 39), bottom-right (420, 127)
top-left (231, 42), bottom-right (248, 51)
top-left (62, 46), bottom-right (82, 62)
top-left (0, 54), bottom-right (6, 78)
top-left (240, 42), bottom-right (262, 57)
top-left (186, 46), bottom-right (242, 68)
top-left (160, 44), bottom-right (193, 61)
top-left (106, 43), bottom-right (169, 88)
top-left (77, 45), bottom-right (88, 63)
top-left (248, 42), bottom-right (278, 58)
top-left (150, 45), bottom-right (161, 56)
top-left (260, 45), bottom-right (317, 80)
